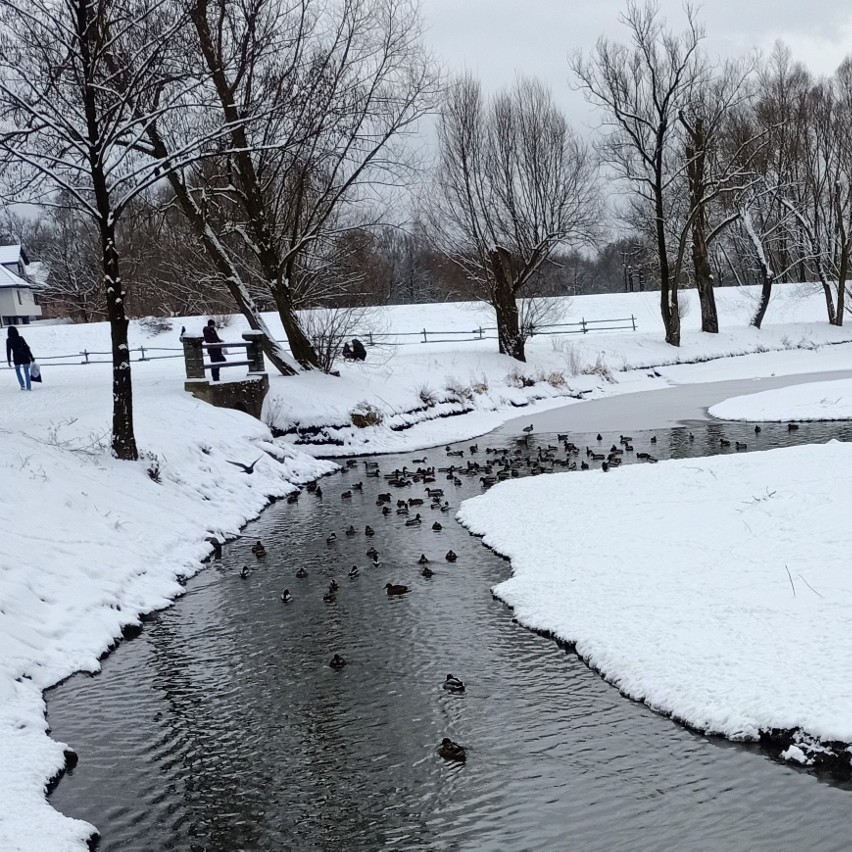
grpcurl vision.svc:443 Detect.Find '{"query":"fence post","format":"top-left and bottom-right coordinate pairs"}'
top-left (631, 314), bottom-right (636, 331)
top-left (81, 349), bottom-right (89, 364)
top-left (368, 332), bottom-right (373, 346)
top-left (242, 330), bottom-right (267, 374)
top-left (422, 328), bottom-right (427, 343)
top-left (581, 318), bottom-right (587, 334)
top-left (478, 327), bottom-right (483, 340)
top-left (139, 345), bottom-right (147, 361)
top-left (182, 335), bottom-right (206, 380)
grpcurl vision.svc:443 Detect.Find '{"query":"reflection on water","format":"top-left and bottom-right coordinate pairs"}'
top-left (47, 421), bottom-right (852, 851)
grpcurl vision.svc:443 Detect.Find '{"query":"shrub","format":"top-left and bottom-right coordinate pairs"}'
top-left (444, 376), bottom-right (474, 401)
top-left (139, 316), bottom-right (173, 335)
top-left (581, 353), bottom-right (615, 383)
top-left (506, 368), bottom-right (536, 388)
top-left (417, 384), bottom-right (438, 407)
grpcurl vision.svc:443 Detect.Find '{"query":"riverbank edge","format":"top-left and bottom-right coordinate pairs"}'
top-left (461, 525), bottom-right (852, 784)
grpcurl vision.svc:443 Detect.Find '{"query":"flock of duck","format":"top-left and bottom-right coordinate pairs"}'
top-left (238, 454), bottom-right (471, 763)
top-left (231, 418), bottom-right (806, 766)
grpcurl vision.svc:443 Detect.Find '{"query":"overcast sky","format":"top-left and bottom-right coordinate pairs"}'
top-left (421, 0), bottom-right (852, 130)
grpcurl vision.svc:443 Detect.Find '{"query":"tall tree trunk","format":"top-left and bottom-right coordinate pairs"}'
top-left (102, 223), bottom-right (138, 460)
top-left (751, 263), bottom-right (773, 329)
top-left (76, 0), bottom-right (137, 459)
top-left (685, 118), bottom-right (718, 333)
top-left (836, 247), bottom-right (849, 327)
top-left (489, 247), bottom-right (525, 361)
top-left (653, 132), bottom-right (679, 346)
top-left (191, 0), bottom-right (320, 370)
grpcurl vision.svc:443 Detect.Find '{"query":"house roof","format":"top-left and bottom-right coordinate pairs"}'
top-left (0, 262), bottom-right (32, 289)
top-left (0, 243), bottom-right (27, 266)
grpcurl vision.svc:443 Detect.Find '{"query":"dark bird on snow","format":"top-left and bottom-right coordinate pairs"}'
top-left (227, 457), bottom-right (263, 474)
top-left (443, 674), bottom-right (465, 694)
top-left (445, 549), bottom-right (458, 563)
top-left (329, 653), bottom-right (347, 670)
top-left (280, 589), bottom-right (292, 603)
top-left (385, 582), bottom-right (410, 596)
top-left (296, 567), bottom-right (308, 579)
top-left (421, 565), bottom-right (434, 578)
top-left (432, 522), bottom-right (442, 531)
top-left (438, 738), bottom-right (466, 762)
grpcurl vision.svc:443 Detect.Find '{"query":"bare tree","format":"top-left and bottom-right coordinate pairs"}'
top-left (431, 75), bottom-right (598, 361)
top-left (573, 1), bottom-right (704, 346)
top-left (0, 0), bottom-right (205, 459)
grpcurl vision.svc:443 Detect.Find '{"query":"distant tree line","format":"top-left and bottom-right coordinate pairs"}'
top-left (0, 0), bottom-right (849, 457)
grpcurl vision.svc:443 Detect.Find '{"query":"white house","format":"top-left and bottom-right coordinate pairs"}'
top-left (0, 244), bottom-right (42, 326)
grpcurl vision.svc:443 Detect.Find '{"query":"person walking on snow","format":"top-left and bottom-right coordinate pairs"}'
top-left (6, 326), bottom-right (34, 390)
top-left (203, 318), bottom-right (226, 381)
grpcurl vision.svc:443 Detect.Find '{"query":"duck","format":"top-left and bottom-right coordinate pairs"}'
top-left (366, 547), bottom-right (379, 559)
top-left (345, 525), bottom-right (357, 536)
top-left (296, 567), bottom-right (308, 579)
top-left (432, 522), bottom-right (442, 531)
top-left (720, 438), bottom-right (731, 447)
top-left (306, 480), bottom-right (318, 493)
top-left (382, 506), bottom-right (391, 515)
top-left (315, 486), bottom-right (323, 498)
top-left (286, 491), bottom-right (299, 504)
top-left (365, 525), bottom-right (375, 537)
top-left (418, 553), bottom-right (430, 565)
top-left (385, 582), bottom-right (410, 596)
top-left (370, 555), bottom-right (382, 567)
top-left (650, 435), bottom-right (657, 444)
top-left (438, 738), bottom-right (466, 763)
top-left (280, 589), bottom-right (292, 603)
top-left (323, 588), bottom-right (336, 603)
top-left (426, 487), bottom-right (444, 498)
top-left (601, 461), bottom-right (609, 472)
top-left (405, 514), bottom-right (422, 526)
top-left (251, 540), bottom-right (267, 559)
top-left (445, 550), bottom-right (458, 563)
top-left (689, 432), bottom-right (695, 442)
top-left (596, 433), bottom-right (602, 441)
top-left (326, 533), bottom-right (337, 544)
top-left (408, 497), bottom-right (424, 506)
top-left (239, 565), bottom-right (250, 579)
top-left (443, 674), bottom-right (465, 694)
top-left (580, 460), bottom-right (589, 470)
top-left (439, 502), bottom-right (451, 512)
top-left (352, 481), bottom-right (363, 491)
top-left (619, 435), bottom-right (633, 444)
top-left (329, 579), bottom-right (340, 592)
top-left (522, 424), bottom-right (534, 433)
top-left (348, 565), bottom-right (359, 579)
top-left (754, 425), bottom-right (762, 434)
top-left (341, 490), bottom-right (352, 499)
top-left (788, 422), bottom-right (800, 431)
top-left (329, 653), bottom-right (347, 670)
top-left (735, 441), bottom-right (748, 451)
top-left (421, 565), bottom-right (434, 578)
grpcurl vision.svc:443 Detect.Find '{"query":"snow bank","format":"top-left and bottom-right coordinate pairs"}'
top-left (458, 443), bottom-right (852, 760)
top-left (709, 377), bottom-right (852, 422)
top-left (0, 382), bottom-right (334, 850)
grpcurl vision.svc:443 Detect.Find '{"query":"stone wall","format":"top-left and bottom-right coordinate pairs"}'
top-left (184, 374), bottom-right (270, 420)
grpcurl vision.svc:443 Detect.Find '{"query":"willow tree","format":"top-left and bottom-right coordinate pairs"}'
top-left (432, 75), bottom-right (599, 361)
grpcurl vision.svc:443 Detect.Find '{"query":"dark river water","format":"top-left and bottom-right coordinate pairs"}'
top-left (47, 417), bottom-right (852, 851)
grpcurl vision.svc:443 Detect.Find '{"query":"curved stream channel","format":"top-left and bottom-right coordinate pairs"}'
top-left (48, 376), bottom-right (852, 851)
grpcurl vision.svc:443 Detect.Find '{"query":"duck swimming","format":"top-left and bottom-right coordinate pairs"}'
top-left (348, 565), bottom-right (359, 578)
top-left (366, 547), bottom-right (379, 559)
top-left (345, 525), bottom-right (357, 536)
top-left (445, 550), bottom-right (458, 563)
top-left (432, 522), bottom-right (442, 531)
top-left (385, 582), bottom-right (410, 596)
top-left (296, 567), bottom-right (308, 579)
top-left (239, 565), bottom-right (250, 579)
top-left (405, 514), bottom-right (422, 526)
top-left (438, 737), bottom-right (466, 762)
top-left (280, 589), bottom-right (292, 603)
top-left (421, 565), bottom-right (434, 578)
top-left (326, 533), bottom-right (337, 544)
top-left (442, 674), bottom-right (465, 694)
top-left (329, 654), bottom-right (347, 670)
top-left (251, 540), bottom-right (267, 559)
top-left (365, 526), bottom-right (375, 536)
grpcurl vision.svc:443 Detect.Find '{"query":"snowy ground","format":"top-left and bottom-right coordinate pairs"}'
top-left (457, 442), bottom-right (852, 770)
top-left (709, 377), bottom-right (852, 423)
top-left (4, 281), bottom-right (852, 849)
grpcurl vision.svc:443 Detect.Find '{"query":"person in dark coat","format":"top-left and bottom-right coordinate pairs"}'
top-left (351, 338), bottom-right (367, 361)
top-left (203, 319), bottom-right (226, 381)
top-left (6, 326), bottom-right (34, 390)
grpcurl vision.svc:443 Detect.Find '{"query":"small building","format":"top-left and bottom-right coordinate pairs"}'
top-left (0, 244), bottom-right (43, 326)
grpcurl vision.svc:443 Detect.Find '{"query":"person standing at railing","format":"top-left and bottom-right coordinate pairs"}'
top-left (203, 319), bottom-right (227, 382)
top-left (6, 326), bottom-right (34, 391)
